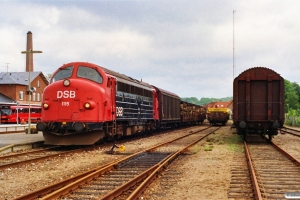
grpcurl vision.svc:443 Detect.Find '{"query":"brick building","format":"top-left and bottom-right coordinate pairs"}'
top-left (0, 72), bottom-right (49, 105)
top-left (0, 31), bottom-right (49, 106)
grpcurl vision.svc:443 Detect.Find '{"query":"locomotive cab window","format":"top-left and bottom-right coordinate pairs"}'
top-left (77, 66), bottom-right (103, 84)
top-left (51, 66), bottom-right (74, 83)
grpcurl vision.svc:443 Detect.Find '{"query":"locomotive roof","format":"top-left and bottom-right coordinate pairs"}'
top-left (98, 65), bottom-right (154, 90)
top-left (97, 64), bottom-right (180, 98)
top-left (61, 62), bottom-right (181, 97)
top-left (235, 67), bottom-right (283, 81)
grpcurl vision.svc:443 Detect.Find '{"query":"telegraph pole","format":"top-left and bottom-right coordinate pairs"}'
top-left (233, 10), bottom-right (236, 81)
top-left (21, 49), bottom-right (42, 134)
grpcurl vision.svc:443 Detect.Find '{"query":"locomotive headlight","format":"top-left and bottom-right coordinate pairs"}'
top-left (84, 102), bottom-right (91, 109)
top-left (63, 79), bottom-right (71, 87)
top-left (84, 101), bottom-right (96, 109)
top-left (43, 102), bottom-right (49, 110)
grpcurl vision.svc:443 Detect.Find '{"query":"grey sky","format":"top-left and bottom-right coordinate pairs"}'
top-left (0, 0), bottom-right (299, 99)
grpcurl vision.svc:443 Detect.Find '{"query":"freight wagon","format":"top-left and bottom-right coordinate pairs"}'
top-left (207, 107), bottom-right (230, 125)
top-left (232, 67), bottom-right (285, 140)
top-left (180, 101), bottom-right (206, 125)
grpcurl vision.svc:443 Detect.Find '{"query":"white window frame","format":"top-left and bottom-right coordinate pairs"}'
top-left (33, 93), bottom-right (36, 101)
top-left (19, 91), bottom-right (24, 100)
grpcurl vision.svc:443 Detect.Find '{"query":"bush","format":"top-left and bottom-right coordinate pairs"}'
top-left (285, 116), bottom-right (300, 127)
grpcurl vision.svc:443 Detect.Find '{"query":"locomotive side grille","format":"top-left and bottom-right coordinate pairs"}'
top-left (116, 92), bottom-right (153, 121)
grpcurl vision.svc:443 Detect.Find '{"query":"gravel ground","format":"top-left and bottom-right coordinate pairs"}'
top-left (142, 125), bottom-right (237, 200)
top-left (0, 123), bottom-right (299, 200)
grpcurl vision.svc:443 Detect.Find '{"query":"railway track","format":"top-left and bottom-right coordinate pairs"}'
top-left (0, 128), bottom-right (188, 171)
top-left (245, 135), bottom-right (300, 200)
top-left (0, 146), bottom-right (93, 170)
top-left (227, 143), bottom-right (255, 200)
top-left (280, 126), bottom-right (300, 137)
top-left (14, 126), bottom-right (218, 200)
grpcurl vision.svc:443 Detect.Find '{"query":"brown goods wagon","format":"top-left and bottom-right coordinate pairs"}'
top-left (152, 86), bottom-right (181, 129)
top-left (233, 67), bottom-right (285, 140)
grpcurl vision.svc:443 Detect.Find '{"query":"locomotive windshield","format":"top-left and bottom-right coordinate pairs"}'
top-left (51, 66), bottom-right (74, 83)
top-left (77, 66), bottom-right (103, 84)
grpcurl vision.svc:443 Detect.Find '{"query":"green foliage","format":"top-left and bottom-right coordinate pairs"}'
top-left (226, 135), bottom-right (243, 152)
top-left (181, 96), bottom-right (233, 106)
top-left (285, 79), bottom-right (300, 110)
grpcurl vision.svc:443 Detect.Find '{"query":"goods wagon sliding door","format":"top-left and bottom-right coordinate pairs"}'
top-left (250, 81), bottom-right (267, 121)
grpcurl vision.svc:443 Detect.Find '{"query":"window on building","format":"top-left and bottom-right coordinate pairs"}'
top-left (37, 93), bottom-right (40, 102)
top-left (19, 91), bottom-right (24, 100)
top-left (33, 93), bottom-right (36, 101)
top-left (38, 80), bottom-right (40, 88)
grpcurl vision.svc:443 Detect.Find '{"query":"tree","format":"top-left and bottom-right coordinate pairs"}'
top-left (292, 82), bottom-right (300, 104)
top-left (285, 80), bottom-right (300, 111)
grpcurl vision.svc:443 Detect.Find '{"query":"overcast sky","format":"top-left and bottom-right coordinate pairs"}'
top-left (0, 0), bottom-right (299, 99)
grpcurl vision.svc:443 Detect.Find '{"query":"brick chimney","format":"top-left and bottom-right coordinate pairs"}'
top-left (26, 31), bottom-right (33, 72)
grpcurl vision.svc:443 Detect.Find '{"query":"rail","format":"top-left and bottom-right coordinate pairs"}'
top-left (280, 126), bottom-right (300, 137)
top-left (244, 141), bottom-right (262, 200)
top-left (14, 126), bottom-right (216, 200)
top-left (245, 136), bottom-right (300, 199)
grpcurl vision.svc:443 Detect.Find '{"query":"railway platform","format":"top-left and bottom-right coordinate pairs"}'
top-left (0, 124), bottom-right (44, 151)
top-left (0, 132), bottom-right (44, 148)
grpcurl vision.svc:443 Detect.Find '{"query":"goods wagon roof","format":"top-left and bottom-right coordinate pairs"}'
top-left (151, 85), bottom-right (180, 99)
top-left (235, 67), bottom-right (283, 81)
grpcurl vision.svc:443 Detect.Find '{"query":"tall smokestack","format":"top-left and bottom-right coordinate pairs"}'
top-left (26, 31), bottom-right (33, 72)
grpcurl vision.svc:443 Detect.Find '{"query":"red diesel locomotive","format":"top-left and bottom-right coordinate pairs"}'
top-left (37, 62), bottom-right (204, 145)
